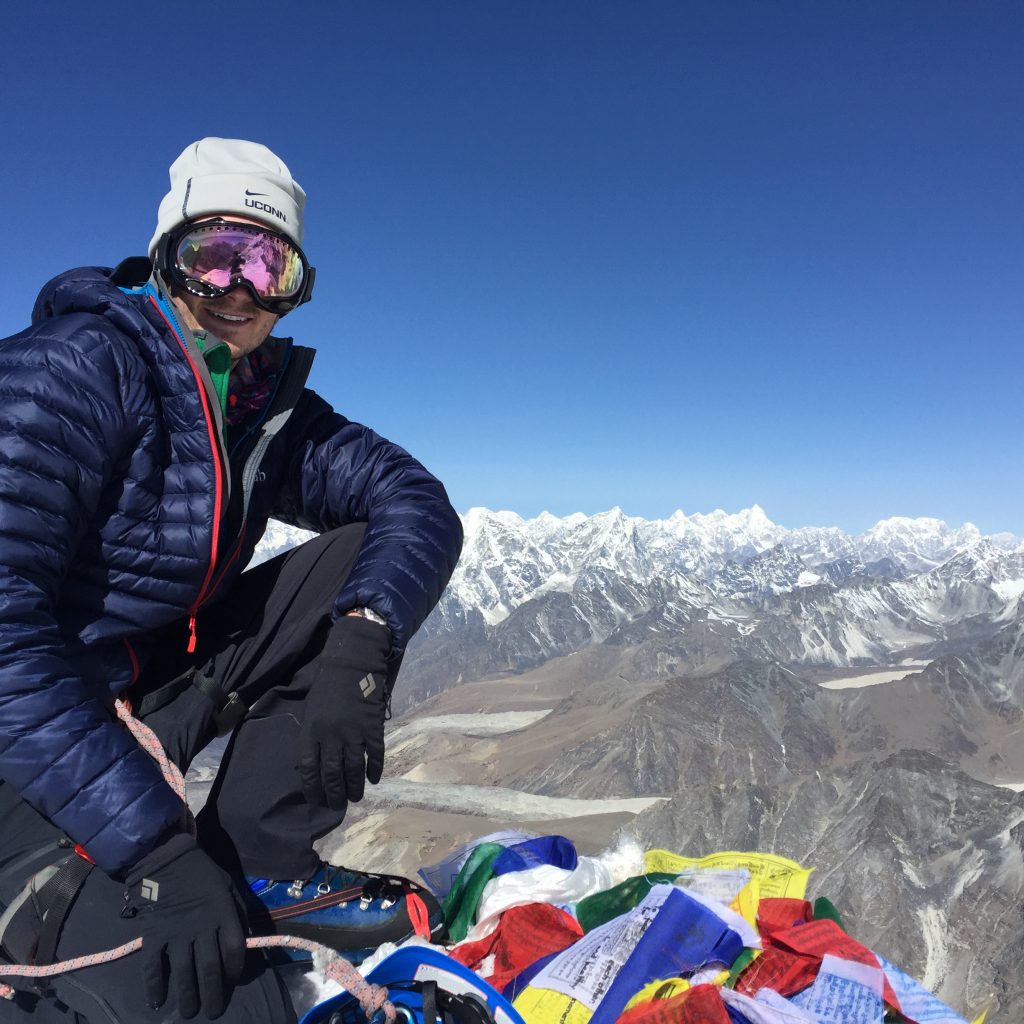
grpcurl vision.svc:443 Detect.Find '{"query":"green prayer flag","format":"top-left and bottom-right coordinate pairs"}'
top-left (812, 895), bottom-right (844, 930)
top-left (442, 842), bottom-right (504, 943)
top-left (724, 947), bottom-right (758, 988)
top-left (575, 872), bottom-right (678, 933)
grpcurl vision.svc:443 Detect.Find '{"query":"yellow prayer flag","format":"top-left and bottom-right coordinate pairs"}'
top-left (730, 877), bottom-right (761, 930)
top-left (623, 977), bottom-right (692, 1010)
top-left (645, 849), bottom-right (813, 900)
top-left (513, 988), bottom-right (591, 1024)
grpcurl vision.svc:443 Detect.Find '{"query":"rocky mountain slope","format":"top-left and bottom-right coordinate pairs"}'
top-left (391, 508), bottom-right (1024, 711)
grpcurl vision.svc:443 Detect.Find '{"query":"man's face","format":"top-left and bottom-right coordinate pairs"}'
top-left (170, 215), bottom-right (282, 366)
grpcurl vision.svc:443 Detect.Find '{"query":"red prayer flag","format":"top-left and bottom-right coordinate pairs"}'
top-left (765, 918), bottom-right (904, 1014)
top-left (734, 947), bottom-right (820, 997)
top-left (448, 902), bottom-right (583, 993)
top-left (618, 984), bottom-right (731, 1024)
top-left (756, 897), bottom-right (813, 937)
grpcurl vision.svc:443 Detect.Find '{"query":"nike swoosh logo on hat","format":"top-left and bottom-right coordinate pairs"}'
top-left (245, 190), bottom-right (269, 196)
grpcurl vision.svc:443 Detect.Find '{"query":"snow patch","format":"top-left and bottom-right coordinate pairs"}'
top-left (994, 579), bottom-right (1024, 603)
top-left (388, 711), bottom-right (553, 746)
top-left (916, 905), bottom-right (948, 991)
top-left (359, 780), bottom-right (667, 820)
top-left (819, 665), bottom-right (930, 690)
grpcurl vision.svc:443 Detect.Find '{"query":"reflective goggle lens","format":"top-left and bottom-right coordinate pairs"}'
top-left (175, 223), bottom-right (305, 300)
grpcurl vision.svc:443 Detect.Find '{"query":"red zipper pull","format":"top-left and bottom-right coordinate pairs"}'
top-left (187, 614), bottom-right (198, 653)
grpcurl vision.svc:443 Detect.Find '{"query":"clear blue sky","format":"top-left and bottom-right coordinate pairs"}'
top-left (3, 1), bottom-right (1022, 534)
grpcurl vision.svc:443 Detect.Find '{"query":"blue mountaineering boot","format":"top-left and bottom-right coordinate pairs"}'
top-left (244, 862), bottom-right (444, 963)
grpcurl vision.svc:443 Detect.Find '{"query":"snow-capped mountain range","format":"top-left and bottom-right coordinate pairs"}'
top-left (446, 505), bottom-right (1020, 624)
top-left (259, 504), bottom-right (1021, 624)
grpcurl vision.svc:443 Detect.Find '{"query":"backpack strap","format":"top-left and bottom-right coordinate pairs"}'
top-left (421, 980), bottom-right (438, 1024)
top-left (0, 840), bottom-right (72, 967)
top-left (0, 852), bottom-right (92, 998)
top-left (33, 854), bottom-right (94, 965)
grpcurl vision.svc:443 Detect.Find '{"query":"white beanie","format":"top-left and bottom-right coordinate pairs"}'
top-left (148, 138), bottom-right (306, 256)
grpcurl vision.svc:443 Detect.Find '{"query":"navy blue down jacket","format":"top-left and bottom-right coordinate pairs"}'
top-left (0, 263), bottom-right (463, 874)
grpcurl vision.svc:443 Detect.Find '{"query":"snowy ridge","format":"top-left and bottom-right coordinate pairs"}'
top-left (251, 519), bottom-right (316, 566)
top-left (447, 506), bottom-right (1022, 627)
top-left (252, 506), bottom-right (1019, 587)
top-left (249, 509), bottom-right (1024, 676)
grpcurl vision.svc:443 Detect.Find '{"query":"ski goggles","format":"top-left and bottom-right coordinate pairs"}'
top-left (154, 218), bottom-right (316, 313)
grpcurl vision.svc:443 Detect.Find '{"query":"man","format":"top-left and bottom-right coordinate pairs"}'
top-left (0, 139), bottom-right (463, 1022)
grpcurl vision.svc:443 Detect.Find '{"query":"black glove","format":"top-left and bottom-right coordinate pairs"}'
top-left (298, 614), bottom-right (391, 811)
top-left (123, 833), bottom-right (246, 1020)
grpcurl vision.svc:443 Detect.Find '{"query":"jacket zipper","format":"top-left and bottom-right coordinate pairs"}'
top-left (122, 637), bottom-right (140, 686)
top-left (198, 344), bottom-right (294, 606)
top-left (228, 342), bottom-right (291, 461)
top-left (205, 344), bottom-right (302, 605)
top-left (147, 294), bottom-right (225, 652)
top-left (204, 522), bottom-right (248, 605)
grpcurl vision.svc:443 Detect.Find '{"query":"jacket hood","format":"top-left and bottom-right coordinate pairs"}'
top-left (31, 261), bottom-right (159, 341)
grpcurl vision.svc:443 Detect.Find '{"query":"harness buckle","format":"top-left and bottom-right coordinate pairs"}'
top-left (191, 674), bottom-right (249, 736)
top-left (212, 691), bottom-right (248, 736)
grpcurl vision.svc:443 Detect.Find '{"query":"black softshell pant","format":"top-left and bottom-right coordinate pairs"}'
top-left (0, 525), bottom-right (375, 1023)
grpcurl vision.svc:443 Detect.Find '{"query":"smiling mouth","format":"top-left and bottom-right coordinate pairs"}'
top-left (208, 310), bottom-right (252, 324)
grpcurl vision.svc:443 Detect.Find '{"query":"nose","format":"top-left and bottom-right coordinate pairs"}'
top-left (215, 282), bottom-right (260, 310)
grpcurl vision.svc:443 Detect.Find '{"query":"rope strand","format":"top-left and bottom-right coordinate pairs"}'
top-left (115, 698), bottom-right (195, 835)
